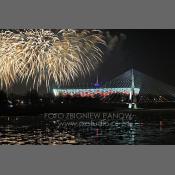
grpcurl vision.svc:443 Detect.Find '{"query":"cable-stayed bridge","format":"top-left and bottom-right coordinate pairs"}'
top-left (53, 69), bottom-right (175, 109)
top-left (102, 69), bottom-right (175, 108)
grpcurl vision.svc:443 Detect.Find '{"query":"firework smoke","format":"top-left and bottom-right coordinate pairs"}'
top-left (0, 29), bottom-right (106, 90)
top-left (106, 31), bottom-right (127, 51)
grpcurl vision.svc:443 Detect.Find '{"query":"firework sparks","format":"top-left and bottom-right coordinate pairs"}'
top-left (0, 29), bottom-right (106, 90)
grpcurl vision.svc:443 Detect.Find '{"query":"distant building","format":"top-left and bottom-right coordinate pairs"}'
top-left (94, 75), bottom-right (101, 88)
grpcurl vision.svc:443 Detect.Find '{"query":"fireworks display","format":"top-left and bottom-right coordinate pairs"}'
top-left (0, 29), bottom-right (106, 90)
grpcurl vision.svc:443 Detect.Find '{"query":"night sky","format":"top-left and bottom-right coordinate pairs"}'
top-left (98, 29), bottom-right (175, 86)
top-left (10, 29), bottom-right (175, 94)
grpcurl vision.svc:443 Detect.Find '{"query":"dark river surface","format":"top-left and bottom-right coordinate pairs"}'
top-left (0, 112), bottom-right (175, 145)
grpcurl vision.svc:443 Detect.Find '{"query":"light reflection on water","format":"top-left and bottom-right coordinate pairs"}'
top-left (0, 115), bottom-right (175, 145)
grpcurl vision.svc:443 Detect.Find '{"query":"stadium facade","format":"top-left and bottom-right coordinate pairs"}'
top-left (52, 68), bottom-right (175, 109)
top-left (53, 87), bottom-right (140, 97)
top-left (53, 69), bottom-right (140, 98)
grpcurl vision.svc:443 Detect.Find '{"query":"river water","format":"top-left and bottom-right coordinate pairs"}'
top-left (0, 113), bottom-right (175, 145)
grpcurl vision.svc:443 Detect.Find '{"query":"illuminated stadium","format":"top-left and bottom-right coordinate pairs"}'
top-left (52, 68), bottom-right (175, 102)
top-left (53, 69), bottom-right (140, 98)
top-left (53, 87), bottom-right (140, 97)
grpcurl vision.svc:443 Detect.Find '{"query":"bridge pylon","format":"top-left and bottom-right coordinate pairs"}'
top-left (128, 68), bottom-right (137, 109)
